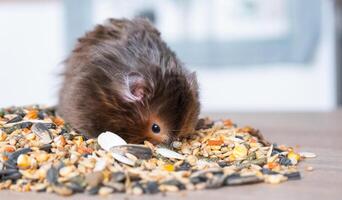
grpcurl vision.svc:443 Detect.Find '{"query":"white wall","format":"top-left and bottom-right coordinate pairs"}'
top-left (0, 1), bottom-right (64, 107)
top-left (197, 0), bottom-right (336, 112)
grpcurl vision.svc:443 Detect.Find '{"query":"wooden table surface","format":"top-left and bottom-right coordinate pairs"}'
top-left (1, 111), bottom-right (341, 200)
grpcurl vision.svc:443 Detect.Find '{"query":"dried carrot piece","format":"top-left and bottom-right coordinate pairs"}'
top-left (26, 110), bottom-right (38, 119)
top-left (77, 146), bottom-right (93, 154)
top-left (53, 116), bottom-right (65, 126)
top-left (223, 119), bottom-right (233, 127)
top-left (267, 162), bottom-right (279, 169)
top-left (207, 139), bottom-right (224, 146)
top-left (4, 145), bottom-right (16, 153)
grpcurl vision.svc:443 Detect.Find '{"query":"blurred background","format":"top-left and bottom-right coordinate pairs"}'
top-left (0, 0), bottom-right (340, 112)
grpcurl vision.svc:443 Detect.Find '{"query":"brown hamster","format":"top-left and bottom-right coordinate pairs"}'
top-left (58, 18), bottom-right (200, 144)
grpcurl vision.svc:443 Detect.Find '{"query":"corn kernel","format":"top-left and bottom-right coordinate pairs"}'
top-left (229, 154), bottom-right (236, 161)
top-left (287, 151), bottom-right (300, 164)
top-left (163, 164), bottom-right (175, 172)
top-left (17, 154), bottom-right (34, 170)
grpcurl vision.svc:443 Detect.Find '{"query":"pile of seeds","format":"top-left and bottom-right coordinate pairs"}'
top-left (0, 106), bottom-right (315, 196)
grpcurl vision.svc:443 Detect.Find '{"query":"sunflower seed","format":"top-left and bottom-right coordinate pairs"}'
top-left (110, 144), bottom-right (152, 160)
top-left (225, 174), bottom-right (263, 185)
top-left (145, 181), bottom-right (159, 194)
top-left (284, 172), bottom-right (301, 180)
top-left (2, 172), bottom-right (22, 180)
top-left (31, 123), bottom-right (52, 144)
top-left (46, 167), bottom-right (58, 185)
top-left (206, 175), bottom-right (226, 188)
top-left (6, 115), bottom-right (23, 124)
top-left (111, 152), bottom-right (135, 166)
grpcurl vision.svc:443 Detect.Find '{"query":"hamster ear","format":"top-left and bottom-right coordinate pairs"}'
top-left (123, 72), bottom-right (146, 101)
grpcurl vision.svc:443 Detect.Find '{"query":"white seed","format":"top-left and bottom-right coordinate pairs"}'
top-left (98, 187), bottom-right (113, 196)
top-left (156, 148), bottom-right (185, 160)
top-left (172, 141), bottom-right (182, 149)
top-left (111, 152), bottom-right (135, 166)
top-left (299, 152), bottom-right (317, 158)
top-left (97, 131), bottom-right (127, 151)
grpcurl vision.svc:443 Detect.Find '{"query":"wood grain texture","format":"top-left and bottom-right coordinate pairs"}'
top-left (1, 111), bottom-right (341, 200)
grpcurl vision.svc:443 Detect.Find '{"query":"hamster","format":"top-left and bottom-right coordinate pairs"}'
top-left (57, 18), bottom-right (200, 144)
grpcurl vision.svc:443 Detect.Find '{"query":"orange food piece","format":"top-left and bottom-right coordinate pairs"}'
top-left (208, 139), bottom-right (224, 146)
top-left (4, 145), bottom-right (16, 153)
top-left (223, 119), bottom-right (233, 127)
top-left (53, 117), bottom-right (64, 126)
top-left (77, 146), bottom-right (93, 154)
top-left (26, 110), bottom-right (38, 119)
top-left (267, 162), bottom-right (279, 169)
top-left (2, 156), bottom-right (8, 161)
top-left (0, 131), bottom-right (7, 141)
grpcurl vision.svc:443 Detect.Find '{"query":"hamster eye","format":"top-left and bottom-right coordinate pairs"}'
top-left (151, 123), bottom-right (160, 134)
